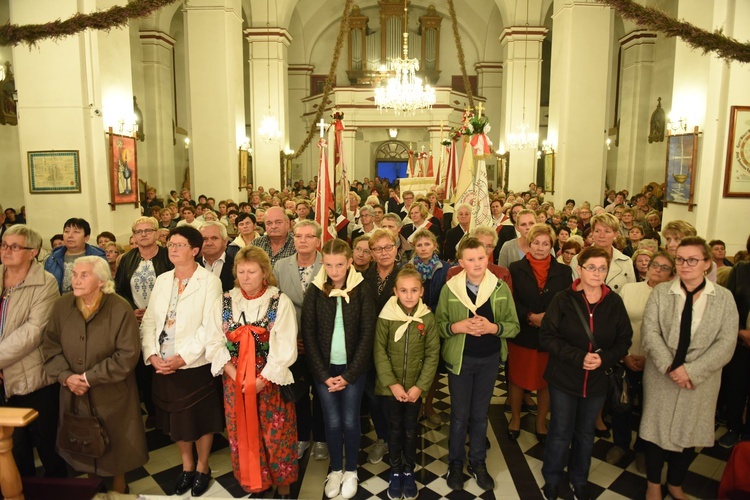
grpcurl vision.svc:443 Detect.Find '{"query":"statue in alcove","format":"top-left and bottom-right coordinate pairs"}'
top-left (133, 95), bottom-right (145, 141)
top-left (0, 62), bottom-right (18, 126)
top-left (648, 97), bottom-right (666, 143)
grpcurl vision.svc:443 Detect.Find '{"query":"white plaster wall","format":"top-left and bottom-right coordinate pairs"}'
top-left (0, 0), bottom-right (24, 211)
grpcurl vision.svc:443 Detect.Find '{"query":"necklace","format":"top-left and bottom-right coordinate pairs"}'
top-left (241, 286), bottom-right (267, 300)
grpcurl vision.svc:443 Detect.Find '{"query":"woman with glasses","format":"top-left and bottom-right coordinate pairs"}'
top-left (539, 246), bottom-right (633, 500)
top-left (351, 236), bottom-right (373, 273)
top-left (606, 251), bottom-right (675, 469)
top-left (640, 237), bottom-right (738, 500)
top-left (140, 226), bottom-right (231, 497)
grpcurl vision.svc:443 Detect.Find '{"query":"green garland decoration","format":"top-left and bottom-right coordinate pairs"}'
top-left (0, 0), bottom-right (180, 47)
top-left (597, 0), bottom-right (750, 64)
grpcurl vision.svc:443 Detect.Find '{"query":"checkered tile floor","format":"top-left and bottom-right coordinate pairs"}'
top-left (81, 371), bottom-right (732, 499)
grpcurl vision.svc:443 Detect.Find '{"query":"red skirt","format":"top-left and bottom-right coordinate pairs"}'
top-left (507, 343), bottom-right (549, 391)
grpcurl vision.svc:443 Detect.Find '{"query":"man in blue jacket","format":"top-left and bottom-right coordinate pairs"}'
top-left (44, 218), bottom-right (106, 293)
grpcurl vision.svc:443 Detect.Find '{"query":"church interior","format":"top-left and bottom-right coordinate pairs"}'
top-left (0, 0), bottom-right (749, 498)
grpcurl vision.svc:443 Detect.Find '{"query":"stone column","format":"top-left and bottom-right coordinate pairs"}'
top-left (547, 1), bottom-right (614, 207)
top-left (288, 64), bottom-right (313, 182)
top-left (139, 30), bottom-right (178, 194)
top-left (474, 62), bottom-right (503, 136)
top-left (615, 30), bottom-right (657, 192)
top-left (183, 0), bottom-right (245, 200)
top-left (499, 27), bottom-right (547, 192)
top-left (245, 28), bottom-right (292, 191)
top-left (11, 0), bottom-right (140, 242)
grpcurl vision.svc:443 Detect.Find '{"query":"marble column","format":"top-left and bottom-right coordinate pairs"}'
top-left (11, 0), bottom-right (140, 242)
top-left (499, 27), bottom-right (547, 192)
top-left (547, 1), bottom-right (613, 207)
top-left (614, 30), bottom-right (657, 193)
top-left (139, 29), bottom-right (179, 194)
top-left (183, 0), bottom-right (245, 200)
top-left (245, 28), bottom-right (292, 191)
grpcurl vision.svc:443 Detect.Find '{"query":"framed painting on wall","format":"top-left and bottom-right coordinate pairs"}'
top-left (664, 128), bottom-right (699, 211)
top-left (723, 105), bottom-right (750, 197)
top-left (238, 148), bottom-right (252, 191)
top-left (543, 152), bottom-right (555, 194)
top-left (27, 150), bottom-right (81, 194)
top-left (108, 129), bottom-right (139, 207)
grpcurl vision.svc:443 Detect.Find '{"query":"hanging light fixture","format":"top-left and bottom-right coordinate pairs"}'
top-left (506, 1), bottom-right (538, 150)
top-left (374, 0), bottom-right (436, 115)
top-left (258, 0), bottom-right (281, 143)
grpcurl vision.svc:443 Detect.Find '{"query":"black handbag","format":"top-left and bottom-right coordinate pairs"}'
top-left (569, 296), bottom-right (631, 414)
top-left (280, 359), bottom-right (310, 403)
top-left (57, 393), bottom-right (110, 458)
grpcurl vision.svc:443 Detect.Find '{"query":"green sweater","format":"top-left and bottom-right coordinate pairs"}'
top-left (373, 310), bottom-right (440, 397)
top-left (436, 280), bottom-right (520, 375)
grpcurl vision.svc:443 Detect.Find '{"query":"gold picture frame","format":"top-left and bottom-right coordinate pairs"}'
top-left (664, 128), bottom-right (699, 211)
top-left (723, 105), bottom-right (750, 197)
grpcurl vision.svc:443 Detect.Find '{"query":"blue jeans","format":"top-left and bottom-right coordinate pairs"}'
top-left (542, 386), bottom-right (605, 487)
top-left (447, 352), bottom-right (500, 465)
top-left (315, 365), bottom-right (367, 471)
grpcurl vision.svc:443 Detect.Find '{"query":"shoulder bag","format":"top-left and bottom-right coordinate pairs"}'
top-left (57, 392), bottom-right (110, 458)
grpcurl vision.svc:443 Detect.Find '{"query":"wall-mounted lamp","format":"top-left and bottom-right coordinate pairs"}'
top-left (240, 137), bottom-right (251, 151)
top-left (0, 64), bottom-right (5, 82)
top-left (606, 138), bottom-right (612, 151)
top-left (388, 128), bottom-right (398, 139)
top-left (284, 148), bottom-right (294, 155)
top-left (184, 137), bottom-right (191, 149)
top-left (667, 113), bottom-right (687, 134)
top-left (541, 140), bottom-right (555, 155)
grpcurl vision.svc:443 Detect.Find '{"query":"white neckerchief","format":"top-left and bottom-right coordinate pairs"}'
top-left (378, 296), bottom-right (431, 342)
top-left (445, 269), bottom-right (499, 315)
top-left (311, 265), bottom-right (364, 303)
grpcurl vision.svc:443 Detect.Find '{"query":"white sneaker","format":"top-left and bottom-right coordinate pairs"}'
top-left (297, 440), bottom-right (311, 459)
top-left (341, 471), bottom-right (359, 499)
top-left (325, 470), bottom-right (343, 499)
top-left (367, 439), bottom-right (388, 464)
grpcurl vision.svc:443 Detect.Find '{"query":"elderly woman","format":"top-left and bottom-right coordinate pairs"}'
top-left (632, 249), bottom-right (653, 282)
top-left (229, 213), bottom-right (259, 252)
top-left (507, 224), bottom-right (573, 443)
top-left (140, 226), bottom-right (230, 497)
top-left (498, 209), bottom-right (538, 269)
top-left (222, 246), bottom-right (298, 497)
top-left (0, 225), bottom-right (66, 479)
top-left (606, 251), bottom-right (675, 468)
top-left (443, 204), bottom-right (472, 262)
top-left (553, 226), bottom-right (570, 256)
top-left (539, 247), bottom-right (632, 500)
top-left (352, 235), bottom-right (373, 273)
top-left (401, 202), bottom-right (442, 249)
top-left (42, 256), bottom-right (147, 493)
top-left (640, 237), bottom-right (738, 500)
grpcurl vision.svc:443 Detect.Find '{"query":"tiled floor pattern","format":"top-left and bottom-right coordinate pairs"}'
top-left (106, 374), bottom-right (732, 499)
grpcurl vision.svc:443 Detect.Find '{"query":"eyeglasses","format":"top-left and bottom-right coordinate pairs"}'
top-left (167, 242), bottom-right (191, 249)
top-left (370, 244), bottom-right (395, 253)
top-left (649, 262), bottom-right (674, 273)
top-left (0, 243), bottom-right (33, 252)
top-left (133, 229), bottom-right (157, 235)
top-left (354, 247), bottom-right (371, 255)
top-left (293, 234), bottom-right (318, 240)
top-left (675, 257), bottom-right (707, 267)
top-left (581, 265), bottom-right (608, 274)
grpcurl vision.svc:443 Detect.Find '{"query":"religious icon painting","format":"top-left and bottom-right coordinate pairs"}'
top-left (664, 129), bottom-right (699, 211)
top-left (723, 105), bottom-right (750, 198)
top-left (108, 129), bottom-right (139, 206)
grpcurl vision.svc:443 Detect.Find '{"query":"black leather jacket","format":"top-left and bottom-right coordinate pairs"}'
top-left (114, 246), bottom-right (173, 309)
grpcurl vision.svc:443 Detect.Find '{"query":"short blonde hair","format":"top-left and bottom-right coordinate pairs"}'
top-left (412, 228), bottom-right (438, 247)
top-left (515, 209), bottom-right (536, 227)
top-left (590, 212), bottom-right (620, 233)
top-left (369, 228), bottom-right (398, 247)
top-left (409, 202), bottom-right (429, 220)
top-left (131, 216), bottom-right (159, 232)
top-left (527, 223), bottom-right (557, 246)
top-left (470, 226), bottom-right (498, 246)
top-left (662, 220), bottom-right (696, 239)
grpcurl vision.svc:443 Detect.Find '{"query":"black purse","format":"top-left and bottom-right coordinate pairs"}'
top-left (57, 393), bottom-right (110, 458)
top-left (569, 296), bottom-right (631, 414)
top-left (280, 358), bottom-right (310, 403)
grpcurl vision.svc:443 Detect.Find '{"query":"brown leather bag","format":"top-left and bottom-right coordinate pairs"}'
top-left (57, 393), bottom-right (110, 458)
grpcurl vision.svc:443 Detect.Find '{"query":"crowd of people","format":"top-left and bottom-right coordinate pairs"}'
top-left (0, 177), bottom-right (748, 500)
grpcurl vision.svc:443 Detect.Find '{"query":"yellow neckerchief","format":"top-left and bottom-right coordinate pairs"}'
top-left (311, 265), bottom-right (364, 303)
top-left (75, 292), bottom-right (103, 320)
top-left (445, 269), bottom-right (499, 315)
top-left (378, 296), bottom-right (431, 342)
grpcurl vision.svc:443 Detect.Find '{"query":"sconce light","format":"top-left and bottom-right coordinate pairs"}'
top-left (495, 146), bottom-right (506, 156)
top-left (0, 64), bottom-right (5, 82)
top-left (388, 128), bottom-right (398, 139)
top-left (240, 137), bottom-right (251, 151)
top-left (667, 113), bottom-right (687, 134)
top-left (284, 148), bottom-right (294, 155)
top-left (184, 137), bottom-right (190, 149)
top-left (606, 138), bottom-right (612, 151)
top-left (541, 140), bottom-right (555, 155)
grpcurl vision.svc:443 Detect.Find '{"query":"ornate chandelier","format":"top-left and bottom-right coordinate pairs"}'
top-left (259, 113), bottom-right (282, 143)
top-left (507, 122), bottom-right (538, 150)
top-left (374, 0), bottom-right (436, 115)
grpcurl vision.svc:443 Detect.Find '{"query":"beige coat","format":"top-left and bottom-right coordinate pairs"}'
top-left (42, 293), bottom-right (148, 476)
top-left (0, 262), bottom-right (59, 398)
top-left (639, 280), bottom-right (739, 451)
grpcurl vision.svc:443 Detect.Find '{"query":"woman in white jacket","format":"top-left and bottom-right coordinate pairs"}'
top-left (140, 225), bottom-right (230, 497)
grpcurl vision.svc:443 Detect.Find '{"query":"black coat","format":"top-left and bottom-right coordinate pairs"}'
top-left (197, 251), bottom-right (235, 292)
top-left (363, 264), bottom-right (400, 312)
top-left (727, 261), bottom-right (750, 332)
top-left (301, 279), bottom-right (377, 385)
top-left (114, 246), bottom-right (173, 309)
top-left (443, 225), bottom-right (467, 262)
top-left (508, 257), bottom-right (573, 350)
top-left (539, 285), bottom-right (632, 398)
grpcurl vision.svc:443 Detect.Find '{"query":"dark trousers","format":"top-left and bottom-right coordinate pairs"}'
top-left (135, 357), bottom-right (155, 417)
top-left (644, 440), bottom-right (694, 486)
top-left (542, 386), bottom-right (605, 488)
top-left (315, 365), bottom-right (367, 472)
top-left (5, 383), bottom-right (67, 478)
top-left (721, 345), bottom-right (750, 432)
top-left (385, 397), bottom-right (421, 471)
top-left (296, 376), bottom-right (326, 443)
top-left (364, 368), bottom-right (389, 441)
top-left (447, 352), bottom-right (499, 465)
top-left (612, 367), bottom-right (645, 451)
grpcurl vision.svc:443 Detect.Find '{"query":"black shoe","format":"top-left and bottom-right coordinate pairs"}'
top-left (573, 483), bottom-right (590, 500)
top-left (594, 427), bottom-right (611, 439)
top-left (446, 462), bottom-right (464, 491)
top-left (174, 470), bottom-right (195, 495)
top-left (468, 462), bottom-right (495, 491)
top-left (535, 432), bottom-right (547, 444)
top-left (507, 428), bottom-right (520, 440)
top-left (191, 468), bottom-right (212, 497)
top-left (542, 483), bottom-right (559, 499)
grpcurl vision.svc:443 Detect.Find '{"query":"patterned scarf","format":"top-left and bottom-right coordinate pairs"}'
top-left (412, 253), bottom-right (440, 282)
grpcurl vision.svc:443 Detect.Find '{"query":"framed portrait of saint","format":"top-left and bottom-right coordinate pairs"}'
top-left (108, 129), bottom-right (139, 207)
